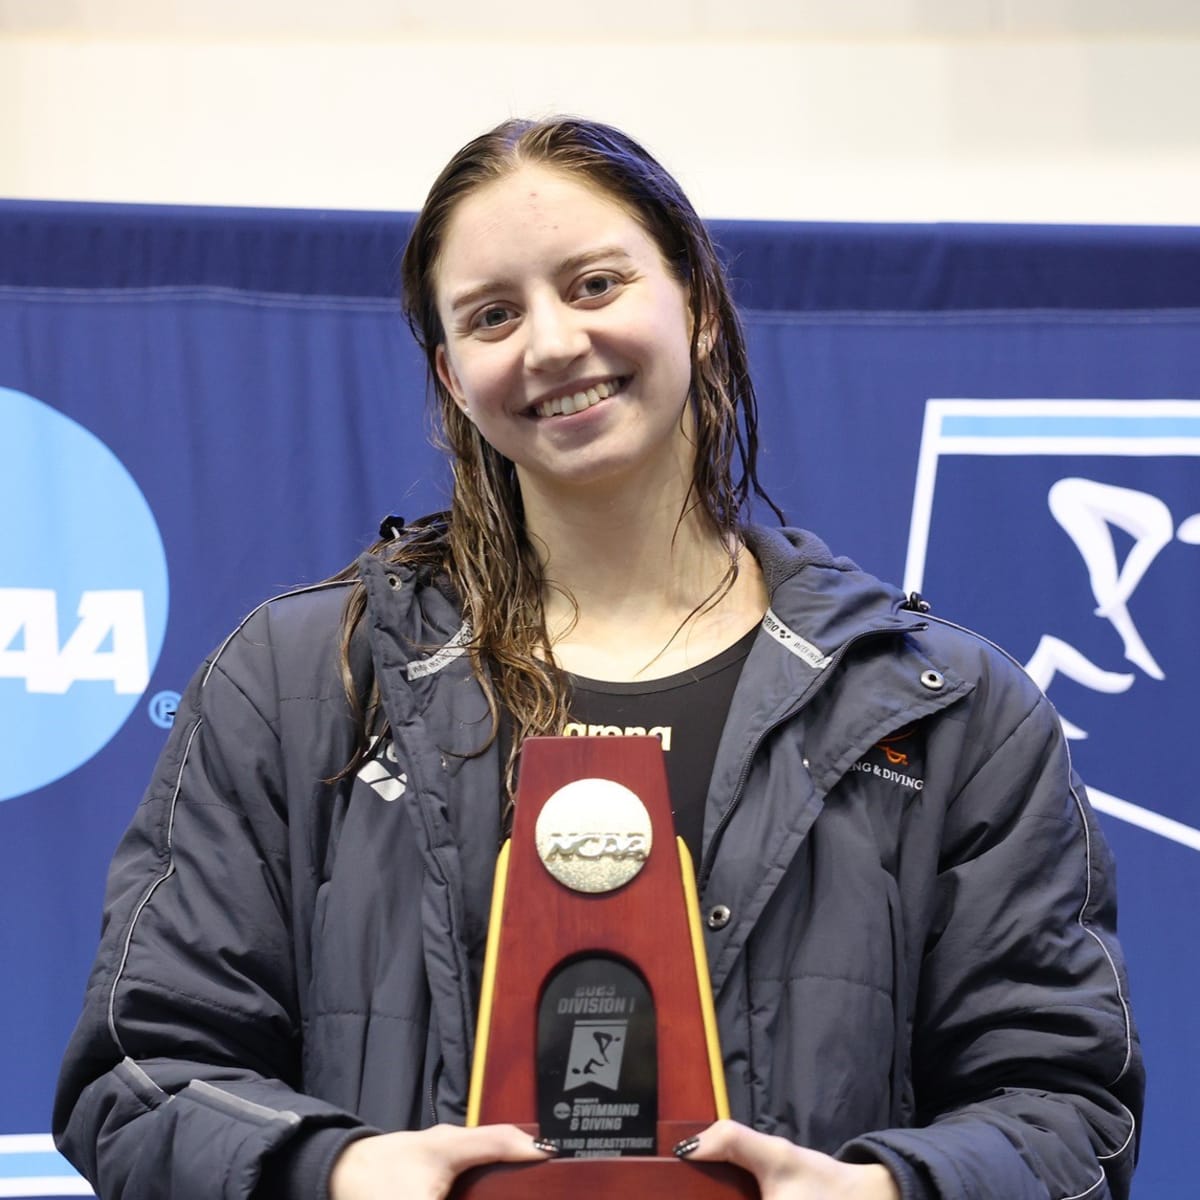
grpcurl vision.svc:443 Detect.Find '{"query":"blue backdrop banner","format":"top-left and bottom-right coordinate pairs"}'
top-left (1, 201), bottom-right (1197, 1199)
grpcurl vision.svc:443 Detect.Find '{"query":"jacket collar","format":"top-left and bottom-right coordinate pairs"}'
top-left (745, 525), bottom-right (921, 653)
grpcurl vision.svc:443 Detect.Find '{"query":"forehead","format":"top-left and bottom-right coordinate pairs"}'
top-left (434, 164), bottom-right (662, 292)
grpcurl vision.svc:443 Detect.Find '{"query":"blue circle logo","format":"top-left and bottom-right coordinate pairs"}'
top-left (0, 388), bottom-right (169, 801)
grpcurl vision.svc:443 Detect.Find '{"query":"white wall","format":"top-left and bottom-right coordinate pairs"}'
top-left (1, 0), bottom-right (1199, 224)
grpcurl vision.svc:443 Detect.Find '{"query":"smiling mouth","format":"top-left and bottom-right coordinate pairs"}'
top-left (530, 377), bottom-right (626, 420)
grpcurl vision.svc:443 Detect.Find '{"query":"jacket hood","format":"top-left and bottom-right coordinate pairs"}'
top-left (744, 525), bottom-right (917, 656)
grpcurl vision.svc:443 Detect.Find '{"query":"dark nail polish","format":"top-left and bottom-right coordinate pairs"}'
top-left (532, 1136), bottom-right (561, 1155)
top-left (673, 1135), bottom-right (700, 1158)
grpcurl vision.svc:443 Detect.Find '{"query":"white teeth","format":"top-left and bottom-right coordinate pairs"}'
top-left (534, 378), bottom-right (620, 419)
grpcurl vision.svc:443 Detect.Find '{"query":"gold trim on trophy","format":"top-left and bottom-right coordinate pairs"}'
top-left (467, 838), bottom-right (510, 1127)
top-left (678, 837), bottom-right (730, 1121)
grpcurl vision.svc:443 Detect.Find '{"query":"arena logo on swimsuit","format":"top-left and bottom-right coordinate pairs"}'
top-left (0, 387), bottom-right (168, 803)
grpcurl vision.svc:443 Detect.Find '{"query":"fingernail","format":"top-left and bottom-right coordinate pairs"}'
top-left (673, 1135), bottom-right (700, 1158)
top-left (532, 1136), bottom-right (561, 1155)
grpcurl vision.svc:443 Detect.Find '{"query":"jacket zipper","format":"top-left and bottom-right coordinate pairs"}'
top-left (696, 623), bottom-right (923, 893)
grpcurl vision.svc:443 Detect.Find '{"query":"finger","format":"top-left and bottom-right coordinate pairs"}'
top-left (436, 1123), bottom-right (557, 1172)
top-left (677, 1119), bottom-right (799, 1174)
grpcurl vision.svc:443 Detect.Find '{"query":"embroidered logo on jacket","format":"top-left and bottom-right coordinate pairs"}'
top-left (877, 729), bottom-right (913, 767)
top-left (849, 759), bottom-right (925, 792)
top-left (357, 735), bottom-right (407, 802)
top-left (849, 726), bottom-right (925, 792)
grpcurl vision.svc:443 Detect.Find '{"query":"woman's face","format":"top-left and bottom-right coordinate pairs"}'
top-left (433, 164), bottom-right (696, 500)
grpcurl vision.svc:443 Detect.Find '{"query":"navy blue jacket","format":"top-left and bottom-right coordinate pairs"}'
top-left (54, 527), bottom-right (1143, 1199)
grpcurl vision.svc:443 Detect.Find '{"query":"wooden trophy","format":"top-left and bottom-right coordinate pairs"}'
top-left (451, 735), bottom-right (757, 1199)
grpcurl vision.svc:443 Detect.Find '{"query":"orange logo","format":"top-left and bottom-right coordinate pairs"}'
top-left (877, 726), bottom-right (915, 767)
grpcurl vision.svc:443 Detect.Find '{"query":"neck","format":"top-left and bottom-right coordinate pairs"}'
top-left (517, 468), bottom-right (766, 678)
top-left (534, 489), bottom-right (730, 622)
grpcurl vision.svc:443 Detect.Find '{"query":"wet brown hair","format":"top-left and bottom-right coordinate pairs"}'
top-left (335, 116), bottom-right (781, 801)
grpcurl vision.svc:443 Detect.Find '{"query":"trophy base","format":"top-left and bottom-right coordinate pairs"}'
top-left (453, 1156), bottom-right (758, 1199)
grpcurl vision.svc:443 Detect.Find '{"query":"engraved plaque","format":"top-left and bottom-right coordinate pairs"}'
top-left (537, 956), bottom-right (657, 1158)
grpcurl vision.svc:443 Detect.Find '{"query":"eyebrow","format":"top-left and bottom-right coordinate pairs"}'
top-left (447, 245), bottom-right (635, 314)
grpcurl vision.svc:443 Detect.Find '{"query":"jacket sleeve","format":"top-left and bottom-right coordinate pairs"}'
top-left (53, 622), bottom-right (371, 1200)
top-left (841, 679), bottom-right (1143, 1200)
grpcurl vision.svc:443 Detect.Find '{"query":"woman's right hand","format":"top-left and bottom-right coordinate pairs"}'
top-left (328, 1124), bottom-right (554, 1200)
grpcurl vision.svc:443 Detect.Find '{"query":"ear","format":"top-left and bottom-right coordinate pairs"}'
top-left (435, 344), bottom-right (471, 416)
top-left (695, 314), bottom-right (719, 362)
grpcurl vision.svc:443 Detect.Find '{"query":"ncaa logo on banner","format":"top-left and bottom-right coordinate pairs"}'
top-left (905, 399), bottom-right (1200, 852)
top-left (0, 387), bottom-right (169, 802)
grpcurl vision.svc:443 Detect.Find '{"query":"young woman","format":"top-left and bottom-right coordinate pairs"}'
top-left (55, 118), bottom-right (1143, 1200)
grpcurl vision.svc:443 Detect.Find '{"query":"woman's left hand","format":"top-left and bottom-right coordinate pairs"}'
top-left (676, 1120), bottom-right (900, 1200)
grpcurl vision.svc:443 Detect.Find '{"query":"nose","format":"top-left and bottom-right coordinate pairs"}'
top-left (523, 294), bottom-right (589, 373)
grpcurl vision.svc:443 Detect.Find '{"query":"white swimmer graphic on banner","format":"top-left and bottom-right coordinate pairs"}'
top-left (906, 398), bottom-right (1200, 852)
